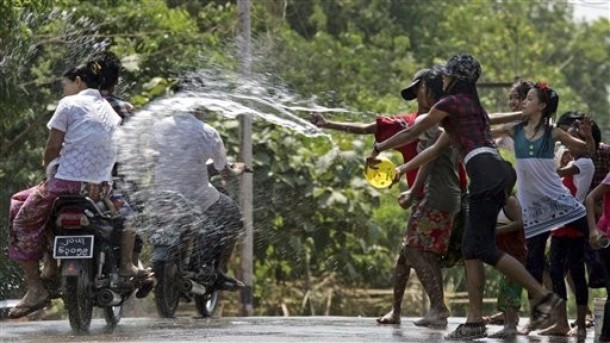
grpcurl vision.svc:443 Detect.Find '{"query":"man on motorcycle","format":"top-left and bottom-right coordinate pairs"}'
top-left (147, 77), bottom-right (247, 290)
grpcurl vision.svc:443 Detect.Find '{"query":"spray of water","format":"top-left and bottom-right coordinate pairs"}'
top-left (118, 67), bottom-right (354, 241)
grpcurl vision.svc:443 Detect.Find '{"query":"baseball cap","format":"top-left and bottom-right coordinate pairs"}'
top-left (400, 68), bottom-right (430, 101)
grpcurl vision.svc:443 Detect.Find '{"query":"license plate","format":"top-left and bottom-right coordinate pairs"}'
top-left (53, 235), bottom-right (94, 259)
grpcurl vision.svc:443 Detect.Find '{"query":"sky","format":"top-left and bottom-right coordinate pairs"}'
top-left (570, 0), bottom-right (610, 22)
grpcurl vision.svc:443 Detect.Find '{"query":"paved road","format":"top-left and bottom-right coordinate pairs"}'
top-left (0, 316), bottom-right (595, 343)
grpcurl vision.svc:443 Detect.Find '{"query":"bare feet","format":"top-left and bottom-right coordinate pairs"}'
top-left (538, 323), bottom-right (570, 337)
top-left (376, 310), bottom-right (400, 325)
top-left (413, 309), bottom-right (450, 328)
top-left (414, 316), bottom-right (448, 328)
top-left (489, 327), bottom-right (519, 338)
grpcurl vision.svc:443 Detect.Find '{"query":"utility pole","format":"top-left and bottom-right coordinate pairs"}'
top-left (236, 0), bottom-right (253, 316)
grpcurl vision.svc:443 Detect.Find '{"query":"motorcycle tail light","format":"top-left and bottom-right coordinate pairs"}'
top-left (56, 209), bottom-right (90, 229)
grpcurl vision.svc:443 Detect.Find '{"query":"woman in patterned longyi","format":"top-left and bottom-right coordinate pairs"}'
top-left (7, 61), bottom-right (121, 319)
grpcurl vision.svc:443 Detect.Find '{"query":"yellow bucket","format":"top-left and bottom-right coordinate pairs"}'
top-left (364, 157), bottom-right (397, 188)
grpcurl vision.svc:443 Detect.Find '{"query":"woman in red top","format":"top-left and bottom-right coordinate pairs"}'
top-left (368, 54), bottom-right (561, 340)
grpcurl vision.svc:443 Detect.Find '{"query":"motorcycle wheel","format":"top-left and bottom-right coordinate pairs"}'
top-left (103, 304), bottom-right (123, 328)
top-left (63, 261), bottom-right (94, 334)
top-left (153, 256), bottom-right (181, 318)
top-left (195, 291), bottom-right (219, 318)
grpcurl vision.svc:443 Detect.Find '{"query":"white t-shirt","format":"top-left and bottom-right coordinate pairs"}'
top-left (47, 88), bottom-right (121, 183)
top-left (570, 157), bottom-right (595, 202)
top-left (149, 113), bottom-right (227, 211)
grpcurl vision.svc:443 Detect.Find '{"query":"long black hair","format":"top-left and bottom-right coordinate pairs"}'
top-left (444, 78), bottom-right (483, 109)
top-left (531, 82), bottom-right (559, 155)
top-left (424, 65), bottom-right (444, 103)
top-left (511, 80), bottom-right (533, 101)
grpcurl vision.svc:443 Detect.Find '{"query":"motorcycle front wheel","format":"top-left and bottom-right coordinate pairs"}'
top-left (153, 253), bottom-right (181, 318)
top-left (63, 261), bottom-right (94, 334)
top-left (195, 291), bottom-right (219, 317)
top-left (103, 304), bottom-right (123, 328)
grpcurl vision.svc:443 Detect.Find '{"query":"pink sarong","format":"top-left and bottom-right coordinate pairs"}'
top-left (8, 178), bottom-right (109, 262)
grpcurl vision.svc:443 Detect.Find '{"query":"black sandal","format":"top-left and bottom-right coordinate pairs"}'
top-left (445, 322), bottom-right (487, 340)
top-left (529, 293), bottom-right (563, 330)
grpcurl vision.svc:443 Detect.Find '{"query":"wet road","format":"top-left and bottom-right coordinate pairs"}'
top-left (0, 316), bottom-right (595, 343)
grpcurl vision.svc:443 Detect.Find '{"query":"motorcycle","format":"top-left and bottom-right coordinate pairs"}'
top-left (49, 195), bottom-right (152, 333)
top-left (143, 190), bottom-right (238, 318)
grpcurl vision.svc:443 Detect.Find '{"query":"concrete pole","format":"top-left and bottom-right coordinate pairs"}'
top-left (236, 0), bottom-right (253, 316)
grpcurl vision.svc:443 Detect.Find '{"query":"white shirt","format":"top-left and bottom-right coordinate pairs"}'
top-left (47, 88), bottom-right (121, 183)
top-left (149, 113), bottom-right (227, 211)
top-left (570, 157), bottom-right (595, 202)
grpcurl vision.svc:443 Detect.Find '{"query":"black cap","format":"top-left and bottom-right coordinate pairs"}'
top-left (400, 68), bottom-right (429, 101)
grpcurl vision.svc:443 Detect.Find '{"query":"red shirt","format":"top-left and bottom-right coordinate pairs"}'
top-left (553, 175), bottom-right (584, 237)
top-left (374, 113), bottom-right (419, 187)
top-left (374, 113), bottom-right (468, 191)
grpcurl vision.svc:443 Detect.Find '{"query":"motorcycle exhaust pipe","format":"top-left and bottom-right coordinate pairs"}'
top-left (97, 289), bottom-right (122, 306)
top-left (179, 279), bottom-right (207, 295)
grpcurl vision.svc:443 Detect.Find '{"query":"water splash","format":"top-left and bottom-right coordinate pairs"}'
top-left (118, 67), bottom-right (352, 239)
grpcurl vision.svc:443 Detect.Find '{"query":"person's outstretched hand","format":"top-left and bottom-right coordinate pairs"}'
top-left (576, 116), bottom-right (592, 138)
top-left (310, 113), bottom-right (327, 128)
top-left (365, 150), bottom-right (381, 175)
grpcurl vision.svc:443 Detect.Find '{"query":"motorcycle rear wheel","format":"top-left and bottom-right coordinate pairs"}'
top-left (195, 291), bottom-right (219, 317)
top-left (63, 262), bottom-right (94, 334)
top-left (153, 255), bottom-right (181, 318)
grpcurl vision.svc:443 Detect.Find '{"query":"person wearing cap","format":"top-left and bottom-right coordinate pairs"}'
top-left (312, 68), bottom-right (467, 326)
top-left (311, 68), bottom-right (428, 189)
top-left (368, 54), bottom-right (563, 340)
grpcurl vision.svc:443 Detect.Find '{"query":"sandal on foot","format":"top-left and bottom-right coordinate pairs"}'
top-left (445, 322), bottom-right (487, 340)
top-left (529, 293), bottom-right (563, 331)
top-left (376, 316), bottom-right (400, 325)
top-left (135, 276), bottom-right (156, 299)
top-left (8, 297), bottom-right (51, 319)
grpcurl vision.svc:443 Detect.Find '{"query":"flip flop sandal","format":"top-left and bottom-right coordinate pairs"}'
top-left (376, 317), bottom-right (400, 325)
top-left (8, 297), bottom-right (51, 319)
top-left (135, 276), bottom-right (156, 299)
top-left (529, 293), bottom-right (563, 331)
top-left (445, 322), bottom-right (487, 340)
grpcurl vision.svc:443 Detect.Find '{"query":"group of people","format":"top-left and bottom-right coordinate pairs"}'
top-left (312, 54), bottom-right (610, 341)
top-left (6, 51), bottom-right (246, 319)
